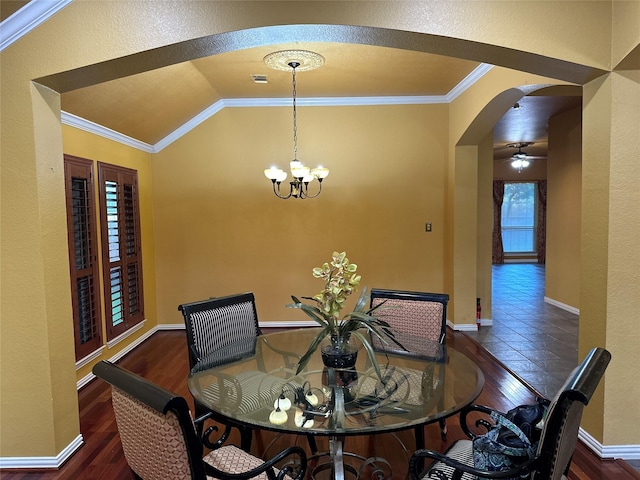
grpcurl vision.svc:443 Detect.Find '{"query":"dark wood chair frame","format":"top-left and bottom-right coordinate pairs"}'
top-left (178, 292), bottom-right (316, 453)
top-left (179, 293), bottom-right (262, 369)
top-left (370, 288), bottom-right (450, 447)
top-left (409, 347), bottom-right (611, 480)
top-left (92, 360), bottom-right (307, 480)
top-left (178, 292), bottom-right (262, 451)
top-left (370, 288), bottom-right (449, 345)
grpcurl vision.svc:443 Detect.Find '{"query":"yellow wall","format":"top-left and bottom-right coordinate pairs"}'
top-left (476, 132), bottom-right (494, 320)
top-left (61, 126), bottom-right (159, 380)
top-left (0, 84), bottom-right (80, 456)
top-left (546, 107), bottom-right (582, 309)
top-left (152, 105), bottom-right (448, 323)
top-left (1, 0), bottom-right (638, 461)
top-left (581, 71), bottom-right (640, 444)
top-left (446, 66), bottom-right (572, 323)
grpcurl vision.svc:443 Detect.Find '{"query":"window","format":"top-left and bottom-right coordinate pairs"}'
top-left (98, 163), bottom-right (144, 341)
top-left (501, 182), bottom-right (537, 253)
top-left (64, 155), bottom-right (102, 360)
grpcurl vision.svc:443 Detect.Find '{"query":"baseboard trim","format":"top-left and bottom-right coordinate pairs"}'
top-left (579, 428), bottom-right (640, 460)
top-left (447, 320), bottom-right (493, 331)
top-left (12, 327), bottom-right (638, 469)
top-left (157, 323), bottom-right (186, 330)
top-left (544, 296), bottom-right (580, 315)
top-left (260, 320), bottom-right (317, 328)
top-left (0, 434), bottom-right (83, 469)
top-left (76, 325), bottom-right (158, 390)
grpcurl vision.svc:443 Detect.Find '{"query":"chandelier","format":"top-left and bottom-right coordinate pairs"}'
top-left (263, 50), bottom-right (329, 199)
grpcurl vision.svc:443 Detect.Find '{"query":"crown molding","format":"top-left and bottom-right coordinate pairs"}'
top-left (63, 63), bottom-right (492, 153)
top-left (0, 0), bottom-right (72, 51)
top-left (61, 112), bottom-right (156, 153)
top-left (4, 4), bottom-right (491, 149)
top-left (446, 63), bottom-right (493, 101)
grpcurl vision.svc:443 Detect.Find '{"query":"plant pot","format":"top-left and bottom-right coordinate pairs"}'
top-left (320, 340), bottom-right (358, 369)
top-left (321, 339), bottom-right (358, 396)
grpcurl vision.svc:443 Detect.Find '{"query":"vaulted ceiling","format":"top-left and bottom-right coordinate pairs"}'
top-left (3, 2), bottom-right (582, 162)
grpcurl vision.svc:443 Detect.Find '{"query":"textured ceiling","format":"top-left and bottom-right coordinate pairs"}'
top-left (61, 42), bottom-right (481, 145)
top-left (57, 41), bottom-right (581, 160)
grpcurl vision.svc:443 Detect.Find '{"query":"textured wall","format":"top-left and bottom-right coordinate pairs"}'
top-left (151, 105), bottom-right (448, 324)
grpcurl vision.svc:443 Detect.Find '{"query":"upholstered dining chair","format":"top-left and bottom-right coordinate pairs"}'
top-left (369, 288), bottom-right (449, 354)
top-left (178, 293), bottom-right (314, 453)
top-left (178, 293), bottom-right (262, 371)
top-left (92, 360), bottom-right (307, 480)
top-left (178, 293), bottom-right (265, 450)
top-left (369, 288), bottom-right (450, 444)
top-left (409, 347), bottom-right (611, 480)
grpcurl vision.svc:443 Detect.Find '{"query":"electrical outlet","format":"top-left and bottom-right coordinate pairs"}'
top-left (425, 222), bottom-right (432, 232)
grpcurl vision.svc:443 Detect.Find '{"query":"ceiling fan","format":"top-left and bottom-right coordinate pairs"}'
top-left (509, 142), bottom-right (529, 158)
top-left (507, 143), bottom-right (532, 172)
top-left (500, 142), bottom-right (545, 172)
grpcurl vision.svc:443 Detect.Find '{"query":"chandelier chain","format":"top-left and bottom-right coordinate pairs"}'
top-left (291, 64), bottom-right (298, 160)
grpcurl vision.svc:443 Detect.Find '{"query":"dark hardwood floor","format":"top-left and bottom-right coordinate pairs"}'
top-left (2, 329), bottom-right (637, 479)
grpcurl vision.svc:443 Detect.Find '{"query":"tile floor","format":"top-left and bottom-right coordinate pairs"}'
top-left (464, 263), bottom-right (579, 399)
top-left (465, 266), bottom-right (640, 473)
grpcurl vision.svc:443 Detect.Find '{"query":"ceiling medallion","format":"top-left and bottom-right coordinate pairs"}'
top-left (263, 50), bottom-right (325, 72)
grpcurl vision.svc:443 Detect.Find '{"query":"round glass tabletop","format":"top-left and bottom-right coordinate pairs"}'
top-left (188, 328), bottom-right (484, 437)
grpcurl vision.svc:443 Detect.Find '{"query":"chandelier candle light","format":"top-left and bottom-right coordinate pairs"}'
top-left (263, 50), bottom-right (329, 199)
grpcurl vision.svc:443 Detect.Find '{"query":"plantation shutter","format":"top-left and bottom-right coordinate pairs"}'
top-left (98, 163), bottom-right (144, 340)
top-left (64, 155), bottom-right (102, 360)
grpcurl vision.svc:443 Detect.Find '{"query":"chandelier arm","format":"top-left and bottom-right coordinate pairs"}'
top-left (300, 180), bottom-right (323, 199)
top-left (272, 181), bottom-right (293, 200)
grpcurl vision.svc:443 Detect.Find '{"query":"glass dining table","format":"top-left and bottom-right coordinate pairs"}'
top-left (188, 328), bottom-right (484, 480)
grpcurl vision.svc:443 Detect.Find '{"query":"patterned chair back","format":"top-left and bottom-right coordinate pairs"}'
top-left (370, 289), bottom-right (449, 350)
top-left (112, 387), bottom-right (197, 479)
top-left (179, 293), bottom-right (261, 369)
top-left (93, 360), bottom-right (206, 479)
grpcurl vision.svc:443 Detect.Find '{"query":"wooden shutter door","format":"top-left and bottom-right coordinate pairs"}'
top-left (64, 155), bottom-right (102, 360)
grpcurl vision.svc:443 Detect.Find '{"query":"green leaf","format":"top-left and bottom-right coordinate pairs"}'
top-left (295, 327), bottom-right (331, 374)
top-left (352, 331), bottom-right (382, 380)
top-left (286, 298), bottom-right (330, 327)
top-left (352, 287), bottom-right (369, 313)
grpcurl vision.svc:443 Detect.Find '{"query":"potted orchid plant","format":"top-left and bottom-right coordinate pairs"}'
top-left (287, 251), bottom-right (403, 379)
